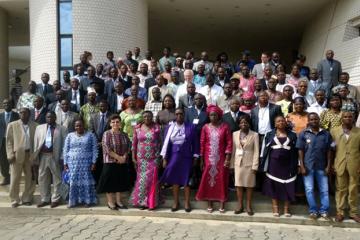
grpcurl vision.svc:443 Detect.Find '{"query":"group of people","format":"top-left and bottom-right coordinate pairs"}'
top-left (1, 47), bottom-right (360, 224)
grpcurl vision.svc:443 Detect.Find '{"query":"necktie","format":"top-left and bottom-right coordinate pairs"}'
top-left (188, 96), bottom-right (193, 107)
top-left (45, 126), bottom-right (52, 148)
top-left (233, 112), bottom-right (237, 122)
top-left (5, 113), bottom-right (10, 124)
top-left (73, 91), bottom-right (77, 101)
top-left (98, 114), bottom-right (105, 137)
top-left (35, 110), bottom-right (40, 119)
top-left (43, 85), bottom-right (48, 96)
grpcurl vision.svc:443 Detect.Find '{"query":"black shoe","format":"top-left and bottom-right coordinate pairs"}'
top-left (116, 203), bottom-right (128, 210)
top-left (107, 203), bottom-right (118, 210)
top-left (247, 208), bottom-right (254, 216)
top-left (22, 202), bottom-right (32, 206)
top-left (0, 179), bottom-right (10, 186)
top-left (234, 207), bottom-right (244, 215)
top-left (37, 202), bottom-right (50, 208)
top-left (11, 202), bottom-right (20, 208)
top-left (139, 206), bottom-right (147, 210)
top-left (185, 207), bottom-right (192, 213)
top-left (51, 201), bottom-right (61, 208)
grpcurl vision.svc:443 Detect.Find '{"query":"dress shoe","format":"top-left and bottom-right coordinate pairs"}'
top-left (50, 201), bottom-right (61, 208)
top-left (247, 208), bottom-right (254, 216)
top-left (116, 203), bottom-right (128, 210)
top-left (349, 215), bottom-right (360, 223)
top-left (37, 202), bottom-right (50, 208)
top-left (185, 205), bottom-right (192, 213)
top-left (171, 206), bottom-right (179, 212)
top-left (234, 207), bottom-right (244, 215)
top-left (107, 203), bottom-right (118, 210)
top-left (11, 202), bottom-right (20, 208)
top-left (22, 202), bottom-right (32, 206)
top-left (335, 214), bottom-right (344, 222)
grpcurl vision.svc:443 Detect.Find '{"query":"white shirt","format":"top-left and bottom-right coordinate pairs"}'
top-left (199, 84), bottom-right (223, 105)
top-left (175, 82), bottom-right (201, 107)
top-left (22, 123), bottom-right (30, 150)
top-left (136, 73), bottom-right (152, 88)
top-left (117, 94), bottom-right (124, 111)
top-left (258, 104), bottom-right (271, 135)
top-left (307, 102), bottom-right (327, 116)
top-left (193, 60), bottom-right (213, 74)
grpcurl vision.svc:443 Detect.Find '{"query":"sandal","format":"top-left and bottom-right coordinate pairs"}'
top-left (207, 207), bottom-right (214, 213)
top-left (272, 205), bottom-right (279, 217)
top-left (284, 207), bottom-right (292, 217)
top-left (219, 208), bottom-right (225, 214)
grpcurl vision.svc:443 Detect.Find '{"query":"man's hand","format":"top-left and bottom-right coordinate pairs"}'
top-left (299, 165), bottom-right (307, 176)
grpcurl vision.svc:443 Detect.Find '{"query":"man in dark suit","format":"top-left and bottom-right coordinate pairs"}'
top-left (36, 73), bottom-right (54, 104)
top-left (259, 65), bottom-right (273, 90)
top-left (49, 89), bottom-right (77, 113)
top-left (0, 99), bottom-right (20, 185)
top-left (215, 67), bottom-right (230, 88)
top-left (45, 80), bottom-right (61, 105)
top-left (250, 90), bottom-right (283, 141)
top-left (317, 50), bottom-right (342, 88)
top-left (88, 100), bottom-right (111, 183)
top-left (222, 97), bottom-right (247, 133)
top-left (184, 93), bottom-right (208, 138)
top-left (108, 81), bottom-right (128, 114)
top-left (144, 66), bottom-right (158, 92)
top-left (178, 82), bottom-right (197, 109)
top-left (31, 96), bottom-right (48, 124)
top-left (66, 77), bottom-right (84, 112)
top-left (118, 64), bottom-right (132, 90)
top-left (104, 67), bottom-right (119, 96)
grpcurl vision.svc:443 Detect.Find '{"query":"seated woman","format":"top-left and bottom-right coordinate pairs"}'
top-left (160, 108), bottom-right (199, 212)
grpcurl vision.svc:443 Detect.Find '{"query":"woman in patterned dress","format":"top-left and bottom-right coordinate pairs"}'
top-left (63, 119), bottom-right (98, 208)
top-left (195, 105), bottom-right (233, 213)
top-left (320, 94), bottom-right (342, 131)
top-left (130, 111), bottom-right (162, 210)
top-left (120, 96), bottom-right (143, 142)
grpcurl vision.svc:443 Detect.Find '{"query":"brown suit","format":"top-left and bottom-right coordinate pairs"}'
top-left (230, 130), bottom-right (259, 187)
top-left (6, 120), bottom-right (38, 204)
top-left (331, 126), bottom-right (360, 216)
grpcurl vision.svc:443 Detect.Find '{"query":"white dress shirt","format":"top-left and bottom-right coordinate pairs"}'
top-left (175, 82), bottom-right (201, 107)
top-left (307, 102), bottom-right (327, 116)
top-left (117, 94), bottom-right (125, 112)
top-left (258, 104), bottom-right (271, 135)
top-left (199, 84), bottom-right (224, 105)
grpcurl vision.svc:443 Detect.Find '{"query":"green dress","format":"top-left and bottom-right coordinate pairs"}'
top-left (120, 110), bottom-right (143, 141)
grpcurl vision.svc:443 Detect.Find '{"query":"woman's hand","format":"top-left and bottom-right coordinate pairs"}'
top-left (199, 157), bottom-right (204, 171)
top-left (299, 165), bottom-right (307, 176)
top-left (64, 164), bottom-right (69, 171)
top-left (162, 159), bottom-right (167, 169)
top-left (90, 164), bottom-right (96, 171)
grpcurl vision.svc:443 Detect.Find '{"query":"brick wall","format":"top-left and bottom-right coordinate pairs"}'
top-left (299, 0), bottom-right (360, 86)
top-left (30, 0), bottom-right (58, 83)
top-left (72, 0), bottom-right (148, 67)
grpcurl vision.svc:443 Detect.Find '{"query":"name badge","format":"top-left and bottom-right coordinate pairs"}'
top-left (131, 120), bottom-right (137, 126)
top-left (193, 119), bottom-right (199, 125)
top-left (306, 139), bottom-right (311, 143)
top-left (330, 67), bottom-right (333, 71)
top-left (236, 149), bottom-right (244, 156)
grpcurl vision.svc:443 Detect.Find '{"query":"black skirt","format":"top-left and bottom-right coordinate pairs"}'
top-left (97, 163), bottom-right (130, 193)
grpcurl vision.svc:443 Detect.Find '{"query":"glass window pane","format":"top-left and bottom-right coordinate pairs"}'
top-left (60, 37), bottom-right (72, 67)
top-left (59, 2), bottom-right (72, 34)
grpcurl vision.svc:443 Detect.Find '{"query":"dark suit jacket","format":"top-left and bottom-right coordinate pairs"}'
top-left (215, 76), bottom-right (230, 88)
top-left (108, 93), bottom-right (129, 114)
top-left (250, 103), bottom-right (283, 132)
top-left (222, 111), bottom-right (247, 133)
top-left (118, 75), bottom-right (132, 90)
top-left (31, 107), bottom-right (48, 125)
top-left (104, 78), bottom-right (119, 96)
top-left (144, 77), bottom-right (157, 91)
top-left (317, 59), bottom-right (342, 87)
top-left (178, 94), bottom-right (196, 109)
top-left (259, 78), bottom-right (269, 90)
top-left (0, 111), bottom-right (20, 146)
top-left (66, 88), bottom-right (85, 109)
top-left (89, 112), bottom-right (112, 141)
top-left (36, 83), bottom-right (54, 97)
top-left (48, 101), bottom-right (77, 113)
top-left (184, 106), bottom-right (209, 137)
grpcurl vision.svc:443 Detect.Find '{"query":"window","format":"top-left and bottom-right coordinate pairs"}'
top-left (58, 0), bottom-right (73, 83)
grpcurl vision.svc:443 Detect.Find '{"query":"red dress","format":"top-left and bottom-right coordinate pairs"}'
top-left (196, 123), bottom-right (233, 202)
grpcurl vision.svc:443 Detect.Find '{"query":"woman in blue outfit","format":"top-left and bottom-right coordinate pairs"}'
top-left (64, 119), bottom-right (98, 208)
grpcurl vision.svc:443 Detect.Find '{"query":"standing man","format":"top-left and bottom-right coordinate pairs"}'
top-left (0, 99), bottom-right (20, 185)
top-left (317, 50), bottom-right (342, 89)
top-left (252, 52), bottom-right (275, 79)
top-left (6, 108), bottom-right (37, 207)
top-left (331, 111), bottom-right (360, 223)
top-left (66, 77), bottom-right (83, 112)
top-left (56, 99), bottom-right (79, 133)
top-left (159, 47), bottom-right (176, 72)
top-left (31, 96), bottom-right (48, 125)
top-left (199, 73), bottom-right (223, 105)
top-left (297, 113), bottom-right (332, 220)
top-left (36, 73), bottom-right (54, 102)
top-left (33, 111), bottom-right (67, 208)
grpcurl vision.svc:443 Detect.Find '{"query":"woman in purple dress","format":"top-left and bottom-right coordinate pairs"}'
top-left (260, 115), bottom-right (298, 217)
top-left (160, 108), bottom-right (199, 212)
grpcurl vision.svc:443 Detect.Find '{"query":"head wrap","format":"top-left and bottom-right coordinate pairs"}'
top-left (87, 87), bottom-right (96, 94)
top-left (206, 104), bottom-right (223, 118)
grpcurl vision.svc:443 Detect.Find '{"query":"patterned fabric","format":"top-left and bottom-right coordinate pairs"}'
top-left (286, 112), bottom-right (308, 135)
top-left (102, 130), bottom-right (130, 163)
top-left (196, 123), bottom-right (233, 202)
top-left (320, 109), bottom-right (343, 131)
top-left (120, 110), bottom-right (143, 142)
top-left (16, 92), bottom-right (38, 110)
top-left (144, 101), bottom-right (163, 121)
top-left (130, 124), bottom-right (161, 208)
top-left (63, 132), bottom-right (98, 207)
top-left (80, 103), bottom-right (100, 130)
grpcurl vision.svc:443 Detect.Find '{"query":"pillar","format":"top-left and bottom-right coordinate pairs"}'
top-left (0, 7), bottom-right (9, 101)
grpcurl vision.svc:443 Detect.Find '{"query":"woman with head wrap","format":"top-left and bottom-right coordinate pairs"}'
top-left (240, 92), bottom-right (256, 114)
top-left (195, 105), bottom-right (233, 213)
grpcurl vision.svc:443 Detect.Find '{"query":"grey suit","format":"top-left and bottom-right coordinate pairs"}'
top-left (56, 111), bottom-right (79, 132)
top-left (33, 124), bottom-right (67, 202)
top-left (252, 63), bottom-right (275, 79)
top-left (0, 111), bottom-right (19, 181)
top-left (178, 94), bottom-right (196, 109)
top-left (89, 112), bottom-right (111, 141)
top-left (317, 59), bottom-right (342, 88)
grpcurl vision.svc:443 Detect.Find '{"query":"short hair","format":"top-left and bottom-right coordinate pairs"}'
top-left (340, 72), bottom-right (349, 77)
top-left (239, 114), bottom-right (251, 125)
top-left (308, 112), bottom-right (319, 119)
top-left (142, 110), bottom-right (153, 117)
top-left (109, 114), bottom-right (121, 121)
top-left (107, 51), bottom-right (114, 55)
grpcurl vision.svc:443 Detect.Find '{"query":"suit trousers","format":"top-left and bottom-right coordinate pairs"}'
top-left (335, 163), bottom-right (359, 216)
top-left (38, 153), bottom-right (62, 202)
top-left (9, 151), bottom-right (36, 204)
top-left (0, 140), bottom-right (10, 180)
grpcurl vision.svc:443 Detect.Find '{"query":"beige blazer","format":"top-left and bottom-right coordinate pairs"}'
top-left (330, 126), bottom-right (360, 176)
top-left (6, 120), bottom-right (38, 163)
top-left (32, 123), bottom-right (68, 165)
top-left (230, 130), bottom-right (259, 170)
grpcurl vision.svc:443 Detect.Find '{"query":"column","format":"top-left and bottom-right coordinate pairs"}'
top-left (0, 7), bottom-right (9, 101)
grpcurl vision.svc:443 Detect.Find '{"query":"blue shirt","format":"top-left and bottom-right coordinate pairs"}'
top-left (296, 128), bottom-right (332, 170)
top-left (193, 74), bottom-right (206, 86)
top-left (124, 87), bottom-right (148, 102)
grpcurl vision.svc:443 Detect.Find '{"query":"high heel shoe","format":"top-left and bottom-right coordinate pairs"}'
top-left (107, 203), bottom-right (118, 210)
